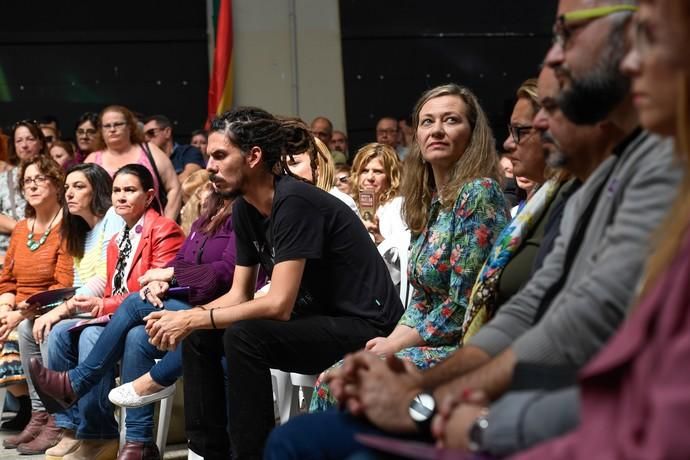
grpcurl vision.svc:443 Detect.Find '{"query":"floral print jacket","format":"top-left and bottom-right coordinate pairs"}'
top-left (399, 177), bottom-right (508, 348)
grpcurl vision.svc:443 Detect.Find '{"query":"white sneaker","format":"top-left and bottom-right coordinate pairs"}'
top-left (108, 382), bottom-right (176, 408)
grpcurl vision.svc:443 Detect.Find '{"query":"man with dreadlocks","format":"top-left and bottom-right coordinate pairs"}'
top-left (145, 107), bottom-right (403, 459)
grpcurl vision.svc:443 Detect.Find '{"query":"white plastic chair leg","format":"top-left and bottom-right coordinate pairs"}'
top-left (188, 448), bottom-right (204, 459)
top-left (288, 373), bottom-right (317, 419)
top-left (117, 386), bottom-right (176, 456)
top-left (270, 369), bottom-right (293, 425)
top-left (119, 408), bottom-right (126, 448)
top-left (156, 389), bottom-right (175, 456)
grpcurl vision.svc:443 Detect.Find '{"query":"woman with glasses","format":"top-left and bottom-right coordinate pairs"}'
top-left (85, 105), bottom-right (182, 221)
top-left (0, 156), bottom-right (73, 436)
top-left (74, 112), bottom-right (99, 164)
top-left (0, 121), bottom-right (48, 269)
top-left (334, 164), bottom-right (353, 195)
top-left (462, 78), bottom-right (575, 340)
top-left (4, 164), bottom-right (123, 455)
top-left (503, 79), bottom-right (548, 217)
top-left (31, 164), bottom-right (184, 459)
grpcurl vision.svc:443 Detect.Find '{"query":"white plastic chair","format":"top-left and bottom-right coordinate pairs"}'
top-left (270, 369), bottom-right (318, 425)
top-left (398, 245), bottom-right (411, 309)
top-left (117, 360), bottom-right (176, 457)
top-left (118, 387), bottom-right (175, 457)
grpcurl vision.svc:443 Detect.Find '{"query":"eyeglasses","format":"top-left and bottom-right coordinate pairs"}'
top-left (508, 124), bottom-right (535, 144)
top-left (144, 127), bottom-right (163, 138)
top-left (21, 175), bottom-right (51, 188)
top-left (102, 121), bottom-right (128, 131)
top-left (77, 128), bottom-right (97, 136)
top-left (552, 5), bottom-right (637, 49)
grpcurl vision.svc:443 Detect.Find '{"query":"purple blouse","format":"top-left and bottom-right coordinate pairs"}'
top-left (166, 216), bottom-right (237, 305)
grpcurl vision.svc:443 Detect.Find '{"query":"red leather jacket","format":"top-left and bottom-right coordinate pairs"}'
top-left (102, 208), bottom-right (185, 314)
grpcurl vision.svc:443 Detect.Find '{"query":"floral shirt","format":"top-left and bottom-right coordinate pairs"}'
top-left (309, 178), bottom-right (508, 412)
top-left (399, 177), bottom-right (508, 348)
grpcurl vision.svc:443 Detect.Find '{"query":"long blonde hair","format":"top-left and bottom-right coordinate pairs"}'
top-left (350, 143), bottom-right (401, 207)
top-left (640, 73), bottom-right (690, 293)
top-left (313, 137), bottom-right (335, 192)
top-left (401, 84), bottom-right (501, 234)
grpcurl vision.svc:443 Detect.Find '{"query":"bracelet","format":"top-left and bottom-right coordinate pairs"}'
top-left (209, 308), bottom-right (217, 329)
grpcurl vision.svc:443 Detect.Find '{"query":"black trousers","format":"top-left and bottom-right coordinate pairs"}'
top-left (182, 315), bottom-right (385, 460)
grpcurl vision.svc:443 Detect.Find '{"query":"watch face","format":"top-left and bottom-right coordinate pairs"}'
top-left (408, 392), bottom-right (435, 422)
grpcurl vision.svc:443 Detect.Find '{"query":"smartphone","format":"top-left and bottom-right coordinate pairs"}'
top-left (168, 286), bottom-right (191, 299)
top-left (359, 190), bottom-right (377, 222)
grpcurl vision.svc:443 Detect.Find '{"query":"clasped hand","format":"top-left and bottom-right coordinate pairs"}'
top-left (144, 310), bottom-right (191, 352)
top-left (324, 350), bottom-right (423, 433)
top-left (139, 280), bottom-right (170, 308)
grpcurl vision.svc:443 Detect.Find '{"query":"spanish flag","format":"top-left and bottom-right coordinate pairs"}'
top-left (208, 0), bottom-right (234, 122)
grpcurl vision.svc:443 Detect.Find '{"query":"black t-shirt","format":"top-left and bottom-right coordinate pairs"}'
top-left (232, 175), bottom-right (402, 331)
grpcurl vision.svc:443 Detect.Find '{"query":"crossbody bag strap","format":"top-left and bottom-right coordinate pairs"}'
top-left (140, 143), bottom-right (167, 208)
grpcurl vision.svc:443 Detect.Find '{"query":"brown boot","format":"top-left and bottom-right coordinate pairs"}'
top-left (2, 410), bottom-right (49, 448)
top-left (16, 414), bottom-right (62, 454)
top-left (117, 441), bottom-right (161, 460)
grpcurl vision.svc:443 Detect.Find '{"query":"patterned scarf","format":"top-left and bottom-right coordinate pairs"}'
top-left (112, 226), bottom-right (132, 295)
top-left (461, 178), bottom-right (562, 341)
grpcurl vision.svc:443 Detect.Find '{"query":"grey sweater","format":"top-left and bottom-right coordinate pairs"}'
top-left (470, 131), bottom-right (682, 366)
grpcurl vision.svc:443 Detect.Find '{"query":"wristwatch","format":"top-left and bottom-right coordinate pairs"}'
top-left (468, 410), bottom-right (490, 453)
top-left (408, 392), bottom-right (436, 436)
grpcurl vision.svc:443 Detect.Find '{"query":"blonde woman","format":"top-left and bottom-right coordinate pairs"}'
top-left (309, 84), bottom-right (507, 412)
top-left (351, 143), bottom-right (409, 285)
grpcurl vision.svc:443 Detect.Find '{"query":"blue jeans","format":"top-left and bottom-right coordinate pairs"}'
top-left (48, 321), bottom-right (119, 439)
top-left (264, 410), bottom-right (397, 460)
top-left (54, 294), bottom-right (189, 441)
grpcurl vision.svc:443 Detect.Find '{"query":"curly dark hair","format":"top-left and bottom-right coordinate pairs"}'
top-left (210, 107), bottom-right (315, 179)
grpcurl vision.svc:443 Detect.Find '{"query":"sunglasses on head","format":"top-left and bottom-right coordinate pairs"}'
top-left (12, 119), bottom-right (39, 131)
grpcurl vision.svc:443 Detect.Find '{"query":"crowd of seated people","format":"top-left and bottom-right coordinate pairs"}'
top-left (0, 1), bottom-right (687, 459)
